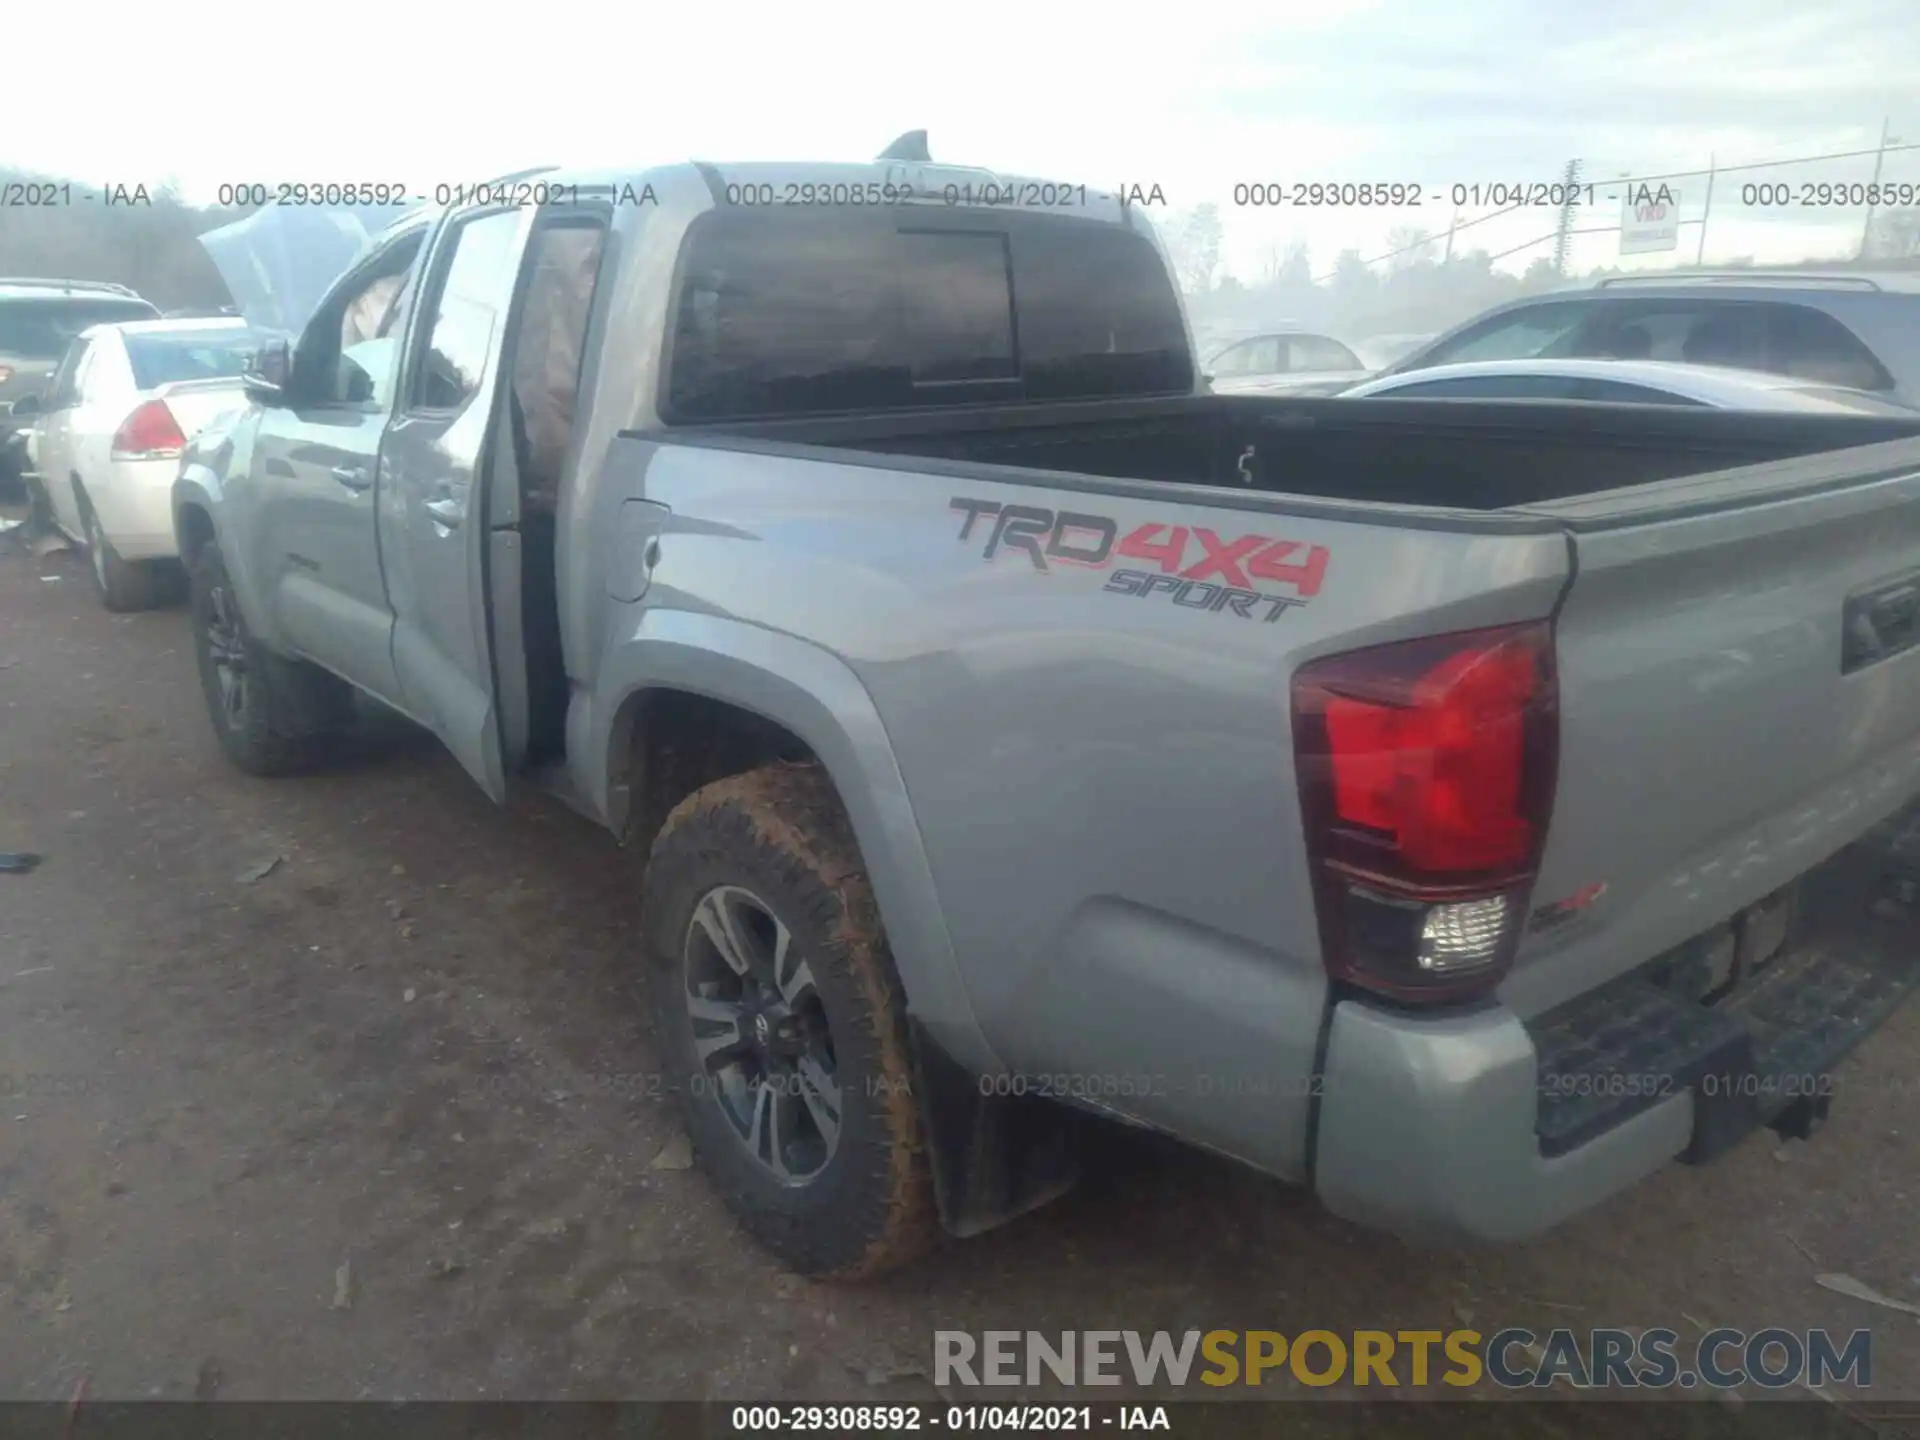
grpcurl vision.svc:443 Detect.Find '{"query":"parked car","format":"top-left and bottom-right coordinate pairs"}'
top-left (1205, 328), bottom-right (1371, 395)
top-left (1343, 357), bottom-right (1920, 412)
top-left (1, 279), bottom-right (160, 492)
top-left (1385, 272), bottom-right (1920, 405)
top-left (175, 149), bottom-right (1920, 1278)
top-left (20, 317), bottom-right (259, 610)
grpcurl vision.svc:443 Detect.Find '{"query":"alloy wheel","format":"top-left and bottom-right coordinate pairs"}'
top-left (682, 883), bottom-right (843, 1184)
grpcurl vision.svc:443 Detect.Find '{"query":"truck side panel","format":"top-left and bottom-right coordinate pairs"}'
top-left (592, 438), bottom-right (1571, 1178)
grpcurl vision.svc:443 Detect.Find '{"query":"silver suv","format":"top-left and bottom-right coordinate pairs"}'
top-left (1386, 272), bottom-right (1920, 406)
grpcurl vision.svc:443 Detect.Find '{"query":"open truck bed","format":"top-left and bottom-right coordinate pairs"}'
top-left (666, 391), bottom-right (1920, 512)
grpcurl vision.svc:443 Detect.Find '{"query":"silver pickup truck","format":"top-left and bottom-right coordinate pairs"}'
top-left (174, 149), bottom-right (1920, 1279)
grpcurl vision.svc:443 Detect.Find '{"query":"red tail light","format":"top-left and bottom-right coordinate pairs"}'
top-left (0, 365), bottom-right (13, 384)
top-left (111, 399), bottom-right (188, 460)
top-left (1292, 621), bottom-right (1559, 1003)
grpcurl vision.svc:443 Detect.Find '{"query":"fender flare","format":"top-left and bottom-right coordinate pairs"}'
top-left (581, 608), bottom-right (1002, 1076)
top-left (172, 469), bottom-right (274, 646)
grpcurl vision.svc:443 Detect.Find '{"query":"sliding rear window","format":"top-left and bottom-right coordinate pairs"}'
top-left (663, 208), bottom-right (1191, 422)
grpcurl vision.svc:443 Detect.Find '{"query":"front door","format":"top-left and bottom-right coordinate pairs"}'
top-left (252, 231), bottom-right (426, 702)
top-left (379, 205), bottom-right (534, 802)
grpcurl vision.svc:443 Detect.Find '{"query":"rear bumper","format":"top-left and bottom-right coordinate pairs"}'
top-left (1312, 855), bottom-right (1919, 1241)
top-left (84, 456), bottom-right (181, 560)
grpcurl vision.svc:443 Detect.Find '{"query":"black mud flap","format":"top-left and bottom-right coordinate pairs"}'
top-left (909, 1020), bottom-right (1081, 1238)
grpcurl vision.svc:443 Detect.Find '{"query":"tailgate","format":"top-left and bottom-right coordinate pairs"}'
top-left (1503, 434), bottom-right (1920, 1019)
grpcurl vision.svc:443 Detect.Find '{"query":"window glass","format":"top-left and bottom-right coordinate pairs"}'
top-left (1374, 373), bottom-right (1580, 399)
top-left (414, 211), bottom-right (524, 412)
top-left (125, 329), bottom-right (263, 390)
top-left (46, 339), bottom-right (91, 408)
top-left (1421, 303), bottom-right (1589, 366)
top-left (297, 229), bottom-right (426, 407)
top-left (513, 221), bottom-right (609, 510)
top-left (1212, 339), bottom-right (1280, 376)
top-left (0, 299), bottom-right (156, 360)
top-left (1555, 300), bottom-right (1894, 391)
top-left (1286, 335), bottom-right (1363, 372)
top-left (1764, 305), bottom-right (1893, 390)
top-left (666, 209), bottom-right (1190, 421)
top-left (1572, 378), bottom-right (1701, 405)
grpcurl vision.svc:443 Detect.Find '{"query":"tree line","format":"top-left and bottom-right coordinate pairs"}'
top-left (0, 169), bottom-right (243, 310)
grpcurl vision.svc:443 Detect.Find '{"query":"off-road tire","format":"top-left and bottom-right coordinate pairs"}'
top-left (188, 538), bottom-right (352, 776)
top-left (82, 504), bottom-right (163, 613)
top-left (642, 762), bottom-right (937, 1278)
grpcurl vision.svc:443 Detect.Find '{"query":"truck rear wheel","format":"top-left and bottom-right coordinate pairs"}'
top-left (188, 539), bottom-right (352, 776)
top-left (641, 762), bottom-right (936, 1278)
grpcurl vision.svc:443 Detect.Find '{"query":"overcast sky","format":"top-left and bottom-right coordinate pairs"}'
top-left (6, 0), bottom-right (1915, 277)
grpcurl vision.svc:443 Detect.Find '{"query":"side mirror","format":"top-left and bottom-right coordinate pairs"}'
top-left (6, 392), bottom-right (43, 419)
top-left (244, 338), bottom-right (293, 403)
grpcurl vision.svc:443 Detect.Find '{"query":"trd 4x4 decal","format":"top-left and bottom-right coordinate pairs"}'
top-left (949, 497), bottom-right (1329, 623)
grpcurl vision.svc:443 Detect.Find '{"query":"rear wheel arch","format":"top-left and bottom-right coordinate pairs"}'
top-left (593, 627), bottom-right (1000, 1080)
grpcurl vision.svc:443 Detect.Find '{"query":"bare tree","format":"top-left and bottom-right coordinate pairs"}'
top-left (1383, 225), bottom-right (1435, 272)
top-left (1164, 204), bottom-right (1225, 295)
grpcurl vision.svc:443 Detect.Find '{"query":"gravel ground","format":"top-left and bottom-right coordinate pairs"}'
top-left (1, 520), bottom-right (1917, 1425)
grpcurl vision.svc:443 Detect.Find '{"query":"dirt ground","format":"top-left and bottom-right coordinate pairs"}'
top-left (2, 518), bottom-right (1918, 1417)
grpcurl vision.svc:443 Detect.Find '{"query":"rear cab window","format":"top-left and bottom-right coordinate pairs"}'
top-left (663, 208), bottom-right (1192, 422)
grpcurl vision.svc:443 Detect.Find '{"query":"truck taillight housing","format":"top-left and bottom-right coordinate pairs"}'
top-left (111, 399), bottom-right (187, 460)
top-left (1292, 620), bottom-right (1559, 1004)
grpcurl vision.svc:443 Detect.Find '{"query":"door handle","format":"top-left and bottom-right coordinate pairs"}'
top-left (423, 496), bottom-right (463, 531)
top-left (330, 463), bottom-right (372, 492)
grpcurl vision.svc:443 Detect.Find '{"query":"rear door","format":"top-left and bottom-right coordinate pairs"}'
top-left (1503, 434), bottom-right (1920, 1018)
top-left (379, 205), bottom-right (536, 801)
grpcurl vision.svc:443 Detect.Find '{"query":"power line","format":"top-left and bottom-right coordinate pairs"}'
top-left (1315, 135), bottom-right (1920, 282)
top-left (1582, 139), bottom-right (1920, 188)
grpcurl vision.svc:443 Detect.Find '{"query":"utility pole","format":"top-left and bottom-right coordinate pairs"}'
top-left (1443, 206), bottom-right (1461, 264)
top-left (1860, 116), bottom-right (1898, 261)
top-left (1552, 158), bottom-right (1583, 275)
top-left (1696, 152), bottom-right (1715, 266)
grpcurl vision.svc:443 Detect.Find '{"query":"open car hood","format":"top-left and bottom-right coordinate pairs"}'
top-left (197, 204), bottom-right (404, 338)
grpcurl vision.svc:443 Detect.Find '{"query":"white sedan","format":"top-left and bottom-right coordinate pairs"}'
top-left (1205, 330), bottom-right (1373, 396)
top-left (1340, 357), bottom-right (1919, 412)
top-left (16, 318), bottom-right (258, 610)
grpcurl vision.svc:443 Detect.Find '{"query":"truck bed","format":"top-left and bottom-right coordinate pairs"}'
top-left (676, 392), bottom-right (1920, 512)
